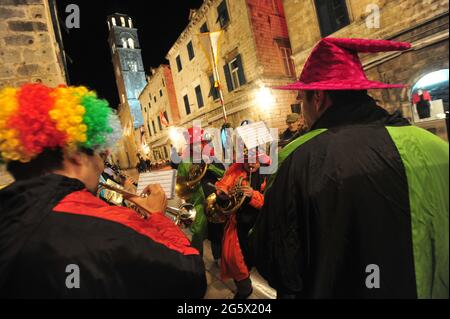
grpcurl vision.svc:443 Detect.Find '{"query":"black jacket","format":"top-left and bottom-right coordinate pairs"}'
top-left (0, 174), bottom-right (206, 299)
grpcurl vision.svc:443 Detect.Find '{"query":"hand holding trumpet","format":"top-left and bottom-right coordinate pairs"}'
top-left (131, 184), bottom-right (168, 215)
top-left (98, 182), bottom-right (195, 227)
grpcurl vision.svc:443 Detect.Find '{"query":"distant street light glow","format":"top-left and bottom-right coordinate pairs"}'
top-left (256, 87), bottom-right (275, 111)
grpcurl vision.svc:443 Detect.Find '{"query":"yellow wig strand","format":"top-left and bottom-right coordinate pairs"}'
top-left (0, 88), bottom-right (29, 162)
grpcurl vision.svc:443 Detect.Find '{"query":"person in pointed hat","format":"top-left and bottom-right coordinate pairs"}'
top-left (176, 126), bottom-right (226, 256)
top-left (250, 38), bottom-right (449, 299)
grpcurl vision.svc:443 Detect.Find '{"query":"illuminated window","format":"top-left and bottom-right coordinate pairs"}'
top-left (128, 38), bottom-right (135, 49)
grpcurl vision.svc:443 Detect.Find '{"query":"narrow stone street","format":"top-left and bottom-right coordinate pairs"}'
top-left (202, 240), bottom-right (276, 299)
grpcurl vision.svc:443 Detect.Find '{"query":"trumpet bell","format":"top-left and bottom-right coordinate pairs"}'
top-left (166, 203), bottom-right (197, 227)
top-left (205, 193), bottom-right (229, 224)
top-left (175, 177), bottom-right (194, 200)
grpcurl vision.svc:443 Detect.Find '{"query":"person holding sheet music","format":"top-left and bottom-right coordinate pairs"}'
top-left (177, 126), bottom-right (225, 256)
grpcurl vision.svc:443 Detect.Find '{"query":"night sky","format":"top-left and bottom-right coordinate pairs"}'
top-left (56, 0), bottom-right (204, 107)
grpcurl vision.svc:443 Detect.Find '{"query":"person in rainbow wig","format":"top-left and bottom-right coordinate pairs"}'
top-left (0, 83), bottom-right (206, 299)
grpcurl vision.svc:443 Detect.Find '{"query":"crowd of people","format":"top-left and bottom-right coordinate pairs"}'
top-left (0, 38), bottom-right (448, 299)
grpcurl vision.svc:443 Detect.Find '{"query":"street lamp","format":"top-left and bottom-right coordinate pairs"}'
top-left (256, 86), bottom-right (275, 112)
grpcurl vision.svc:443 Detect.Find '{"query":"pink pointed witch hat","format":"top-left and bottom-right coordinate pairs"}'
top-left (275, 38), bottom-right (411, 90)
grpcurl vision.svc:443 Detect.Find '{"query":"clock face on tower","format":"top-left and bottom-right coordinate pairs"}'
top-left (127, 60), bottom-right (138, 72)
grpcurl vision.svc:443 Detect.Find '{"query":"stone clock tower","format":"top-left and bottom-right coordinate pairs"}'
top-left (107, 13), bottom-right (146, 128)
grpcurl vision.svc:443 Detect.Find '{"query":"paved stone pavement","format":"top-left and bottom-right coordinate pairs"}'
top-left (202, 239), bottom-right (276, 299)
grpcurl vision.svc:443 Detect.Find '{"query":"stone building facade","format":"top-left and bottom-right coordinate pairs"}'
top-left (282, 0), bottom-right (449, 140)
top-left (0, 0), bottom-right (68, 187)
top-left (139, 65), bottom-right (181, 162)
top-left (166, 0), bottom-right (298, 137)
top-left (0, 0), bottom-right (67, 88)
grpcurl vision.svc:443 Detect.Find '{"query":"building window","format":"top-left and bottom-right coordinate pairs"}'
top-left (111, 17), bottom-right (117, 26)
top-left (187, 41), bottom-right (195, 60)
top-left (217, 1), bottom-right (230, 28)
top-left (157, 117), bottom-right (163, 131)
top-left (148, 102), bottom-right (151, 109)
top-left (200, 22), bottom-right (209, 33)
top-left (280, 46), bottom-right (296, 77)
top-left (163, 111), bottom-right (169, 124)
top-left (162, 78), bottom-right (165, 87)
top-left (121, 38), bottom-right (128, 48)
top-left (176, 55), bottom-right (183, 72)
top-left (154, 96), bottom-right (157, 103)
top-left (224, 54), bottom-right (246, 92)
top-left (120, 17), bottom-right (126, 27)
top-left (148, 123), bottom-right (152, 137)
top-left (315, 0), bottom-right (350, 37)
top-left (159, 89), bottom-right (163, 97)
top-left (195, 85), bottom-right (204, 108)
top-left (209, 74), bottom-right (220, 100)
top-left (127, 38), bottom-right (135, 49)
top-left (152, 120), bottom-right (157, 133)
top-left (183, 94), bottom-right (191, 115)
top-left (291, 104), bottom-right (301, 114)
top-left (128, 18), bottom-right (133, 28)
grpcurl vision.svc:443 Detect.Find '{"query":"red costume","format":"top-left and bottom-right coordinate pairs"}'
top-left (215, 163), bottom-right (266, 281)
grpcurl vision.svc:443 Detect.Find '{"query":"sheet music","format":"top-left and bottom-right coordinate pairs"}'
top-left (236, 121), bottom-right (274, 149)
top-left (137, 170), bottom-right (177, 199)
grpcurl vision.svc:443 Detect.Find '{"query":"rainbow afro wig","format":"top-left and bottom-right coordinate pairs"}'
top-left (0, 83), bottom-right (122, 163)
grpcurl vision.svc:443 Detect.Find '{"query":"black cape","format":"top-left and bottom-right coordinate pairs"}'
top-left (250, 97), bottom-right (449, 298)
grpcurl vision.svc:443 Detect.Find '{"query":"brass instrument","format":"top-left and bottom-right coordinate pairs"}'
top-left (175, 162), bottom-right (208, 200)
top-left (205, 177), bottom-right (247, 223)
top-left (104, 162), bottom-right (138, 186)
top-left (98, 182), bottom-right (196, 227)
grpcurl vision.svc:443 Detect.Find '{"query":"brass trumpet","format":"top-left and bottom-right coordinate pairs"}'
top-left (98, 182), bottom-right (196, 227)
